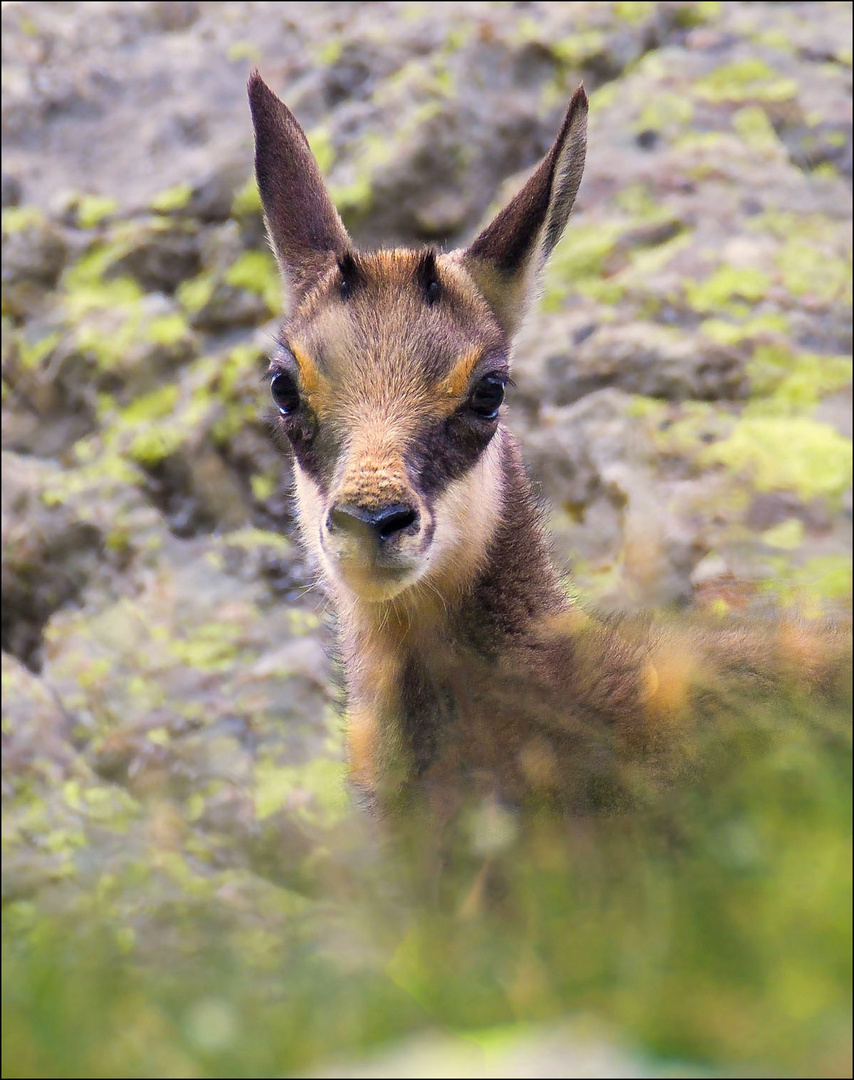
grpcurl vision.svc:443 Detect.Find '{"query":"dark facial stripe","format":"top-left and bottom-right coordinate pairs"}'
top-left (409, 411), bottom-right (499, 499)
top-left (278, 406), bottom-right (344, 495)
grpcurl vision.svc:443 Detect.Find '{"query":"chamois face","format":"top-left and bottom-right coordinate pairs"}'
top-left (249, 72), bottom-right (587, 604)
top-left (272, 249), bottom-right (509, 601)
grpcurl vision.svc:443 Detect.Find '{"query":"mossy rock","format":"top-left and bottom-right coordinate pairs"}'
top-left (102, 219), bottom-right (203, 293)
top-left (1, 208), bottom-right (69, 319)
top-left (62, 296), bottom-right (198, 403)
top-left (1, 453), bottom-right (105, 672)
top-left (702, 416), bottom-right (852, 504)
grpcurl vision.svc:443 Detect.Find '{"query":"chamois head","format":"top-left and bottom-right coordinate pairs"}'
top-left (249, 73), bottom-right (587, 605)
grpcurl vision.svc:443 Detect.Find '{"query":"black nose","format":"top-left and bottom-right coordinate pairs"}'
top-left (328, 503), bottom-right (418, 543)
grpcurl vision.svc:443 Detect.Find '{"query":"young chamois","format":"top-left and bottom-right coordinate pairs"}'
top-left (248, 73), bottom-right (850, 818)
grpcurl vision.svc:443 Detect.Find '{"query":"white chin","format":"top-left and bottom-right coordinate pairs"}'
top-left (333, 562), bottom-right (423, 602)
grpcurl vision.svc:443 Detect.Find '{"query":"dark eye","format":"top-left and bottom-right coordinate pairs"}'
top-left (271, 371), bottom-right (300, 415)
top-left (468, 374), bottom-right (505, 419)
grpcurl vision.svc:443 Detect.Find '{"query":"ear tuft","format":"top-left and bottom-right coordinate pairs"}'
top-left (416, 249), bottom-right (441, 306)
top-left (463, 86), bottom-right (588, 336)
top-left (248, 72), bottom-right (350, 303)
top-left (337, 250), bottom-right (362, 301)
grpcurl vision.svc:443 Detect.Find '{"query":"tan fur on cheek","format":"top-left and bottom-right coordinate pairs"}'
top-left (293, 463), bottom-right (330, 575)
top-left (424, 434), bottom-right (504, 598)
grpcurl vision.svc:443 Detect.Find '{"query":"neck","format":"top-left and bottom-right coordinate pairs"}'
top-left (332, 429), bottom-right (570, 798)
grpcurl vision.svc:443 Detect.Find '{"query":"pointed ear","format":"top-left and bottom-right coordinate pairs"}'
top-left (462, 86), bottom-right (588, 337)
top-left (248, 71), bottom-right (350, 301)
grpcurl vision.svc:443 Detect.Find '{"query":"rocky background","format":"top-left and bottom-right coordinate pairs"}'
top-left (2, 2), bottom-right (852, 1077)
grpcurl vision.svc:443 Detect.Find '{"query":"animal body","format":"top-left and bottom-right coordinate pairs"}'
top-left (248, 72), bottom-right (850, 819)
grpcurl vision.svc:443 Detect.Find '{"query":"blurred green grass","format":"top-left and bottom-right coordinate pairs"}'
top-left (3, 690), bottom-right (851, 1078)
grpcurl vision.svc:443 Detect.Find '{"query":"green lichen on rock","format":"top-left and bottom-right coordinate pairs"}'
top-left (776, 240), bottom-right (852, 305)
top-left (126, 426), bottom-right (185, 468)
top-left (255, 757), bottom-right (347, 825)
top-left (169, 620), bottom-right (246, 672)
top-left (218, 342), bottom-right (266, 397)
top-left (684, 267), bottom-right (772, 315)
top-left (548, 30), bottom-right (607, 69)
top-left (745, 345), bottom-right (852, 412)
top-left (14, 331), bottom-right (62, 371)
top-left (329, 172), bottom-right (375, 223)
top-left (636, 94), bottom-right (695, 136)
top-left (145, 312), bottom-right (190, 347)
top-left (221, 527), bottom-right (292, 557)
top-left (314, 37), bottom-right (344, 67)
top-left (542, 221), bottom-right (622, 310)
top-left (543, 213), bottom-right (691, 312)
top-left (327, 130), bottom-right (397, 225)
top-left (55, 247), bottom-right (196, 392)
top-left (119, 384), bottom-right (181, 426)
top-left (151, 183), bottom-right (193, 214)
top-left (176, 271), bottom-right (217, 315)
top-left (115, 366), bottom-right (213, 467)
top-left (1, 206), bottom-right (44, 233)
top-left (699, 313), bottom-right (789, 347)
top-left (224, 250), bottom-right (281, 313)
top-left (61, 243), bottom-right (144, 319)
top-left (672, 1), bottom-right (721, 28)
top-left (761, 517), bottom-right (805, 551)
top-left (75, 194), bottom-right (119, 229)
top-left (613, 1), bottom-right (654, 24)
top-left (74, 310), bottom-right (143, 371)
top-left (250, 472), bottom-right (277, 501)
top-left (732, 105), bottom-right (783, 154)
top-left (65, 274), bottom-right (143, 321)
top-left (702, 416), bottom-right (852, 501)
top-left (210, 342), bottom-right (268, 443)
top-left (695, 58), bottom-right (798, 103)
top-left (226, 40), bottom-right (261, 64)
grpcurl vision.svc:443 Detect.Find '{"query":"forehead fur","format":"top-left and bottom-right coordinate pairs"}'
top-left (282, 249), bottom-right (508, 400)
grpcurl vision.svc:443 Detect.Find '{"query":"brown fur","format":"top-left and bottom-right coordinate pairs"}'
top-left (248, 72), bottom-right (851, 819)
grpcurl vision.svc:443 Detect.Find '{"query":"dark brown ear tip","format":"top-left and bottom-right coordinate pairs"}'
top-left (247, 69), bottom-right (275, 106)
top-left (570, 83), bottom-right (589, 113)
